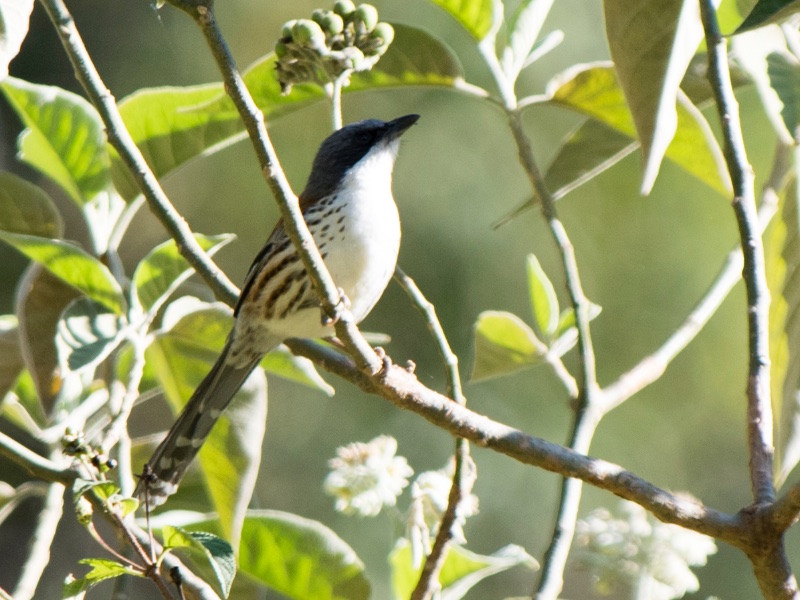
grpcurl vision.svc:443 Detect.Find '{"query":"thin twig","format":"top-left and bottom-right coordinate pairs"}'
top-left (700, 0), bottom-right (775, 506)
top-left (0, 431), bottom-right (79, 483)
top-left (394, 268), bottom-right (471, 600)
top-left (37, 0), bottom-right (239, 306)
top-left (170, 0), bottom-right (381, 374)
top-left (12, 481), bottom-right (65, 600)
top-left (602, 142), bottom-right (792, 412)
top-left (286, 338), bottom-right (748, 545)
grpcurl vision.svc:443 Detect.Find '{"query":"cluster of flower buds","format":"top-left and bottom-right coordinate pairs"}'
top-left (62, 430), bottom-right (117, 473)
top-left (275, 1), bottom-right (395, 93)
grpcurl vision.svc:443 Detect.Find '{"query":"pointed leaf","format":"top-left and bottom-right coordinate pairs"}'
top-left (15, 265), bottom-right (79, 412)
top-left (428, 0), bottom-right (496, 40)
top-left (501, 0), bottom-right (554, 80)
top-left (526, 254), bottom-right (559, 338)
top-left (0, 171), bottom-right (62, 237)
top-left (0, 232), bottom-right (125, 314)
top-left (471, 310), bottom-right (547, 381)
top-left (0, 0), bottom-right (33, 80)
top-left (133, 233), bottom-right (234, 314)
top-left (549, 302), bottom-right (602, 358)
top-left (162, 526), bottom-right (235, 598)
top-left (736, 0), bottom-right (800, 32)
top-left (56, 298), bottom-right (122, 373)
top-left (766, 179), bottom-right (800, 485)
top-left (1, 77), bottom-right (110, 207)
top-left (147, 303), bottom-right (266, 548)
top-left (766, 51), bottom-right (800, 138)
top-left (237, 510), bottom-right (370, 600)
top-left (390, 539), bottom-right (537, 600)
top-left (0, 315), bottom-right (23, 402)
top-left (63, 559), bottom-right (143, 597)
top-left (604, 0), bottom-right (718, 194)
top-left (545, 62), bottom-right (730, 196)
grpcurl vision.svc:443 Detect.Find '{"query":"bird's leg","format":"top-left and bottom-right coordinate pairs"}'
top-left (320, 287), bottom-right (351, 326)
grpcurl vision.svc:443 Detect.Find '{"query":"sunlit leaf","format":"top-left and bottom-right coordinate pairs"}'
top-left (0, 232), bottom-right (125, 314)
top-left (604, 0), bottom-right (717, 194)
top-left (15, 265), bottom-right (80, 412)
top-left (56, 298), bottom-right (122, 373)
top-left (261, 345), bottom-right (335, 397)
top-left (162, 526), bottom-right (236, 598)
top-left (526, 254), bottom-right (559, 338)
top-left (735, 0), bottom-right (800, 33)
top-left (428, 0), bottom-right (496, 40)
top-left (133, 233), bottom-right (234, 314)
top-left (63, 559), bottom-right (144, 597)
top-left (501, 0), bottom-right (554, 80)
top-left (0, 77), bottom-right (110, 207)
top-left (549, 302), bottom-right (602, 358)
top-left (471, 311), bottom-right (546, 381)
top-left (767, 179), bottom-right (800, 486)
top-left (731, 27), bottom-right (793, 143)
top-left (766, 51), bottom-right (800, 138)
top-left (0, 171), bottom-right (62, 237)
top-left (390, 539), bottom-right (537, 600)
top-left (545, 62), bottom-right (730, 197)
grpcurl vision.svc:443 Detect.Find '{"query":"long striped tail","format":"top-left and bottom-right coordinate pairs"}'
top-left (135, 339), bottom-right (263, 507)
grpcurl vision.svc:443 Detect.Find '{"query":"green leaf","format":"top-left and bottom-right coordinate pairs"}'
top-left (113, 25), bottom-right (465, 200)
top-left (766, 51), bottom-right (800, 138)
top-left (735, 0), bottom-right (800, 32)
top-left (428, 0), bottom-right (496, 40)
top-left (471, 311), bottom-right (546, 381)
top-left (56, 298), bottom-right (122, 372)
top-left (501, 0), bottom-right (554, 81)
top-left (0, 232), bottom-right (125, 314)
top-left (237, 510), bottom-right (370, 600)
top-left (1, 77), bottom-right (110, 207)
top-left (146, 303), bottom-right (266, 548)
top-left (162, 526), bottom-right (236, 598)
top-left (133, 233), bottom-right (234, 314)
top-left (260, 345), bottom-right (335, 397)
top-left (0, 171), bottom-right (63, 237)
top-left (767, 178), bottom-right (800, 486)
top-left (545, 63), bottom-right (731, 197)
top-left (526, 254), bottom-right (559, 338)
top-left (390, 539), bottom-right (537, 600)
top-left (0, 0), bottom-right (33, 80)
top-left (63, 558), bottom-right (144, 597)
top-left (604, 0), bottom-right (718, 194)
top-left (15, 265), bottom-right (80, 412)
top-left (549, 302), bottom-right (602, 358)
top-left (0, 315), bottom-right (23, 403)
top-left (493, 119), bottom-right (636, 227)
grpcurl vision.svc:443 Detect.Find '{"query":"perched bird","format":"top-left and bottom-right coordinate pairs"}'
top-left (137, 114), bottom-right (420, 505)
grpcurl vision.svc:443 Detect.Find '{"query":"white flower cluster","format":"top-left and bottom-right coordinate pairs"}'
top-left (323, 435), bottom-right (413, 517)
top-left (323, 436), bottom-right (480, 566)
top-left (574, 500), bottom-right (717, 600)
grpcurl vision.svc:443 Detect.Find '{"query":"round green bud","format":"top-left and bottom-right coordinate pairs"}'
top-left (292, 19), bottom-right (326, 48)
top-left (312, 9), bottom-right (345, 35)
top-left (370, 22), bottom-right (394, 46)
top-left (275, 40), bottom-right (289, 58)
top-left (342, 45), bottom-right (365, 70)
top-left (281, 19), bottom-right (298, 39)
top-left (333, 0), bottom-right (356, 17)
top-left (356, 4), bottom-right (379, 31)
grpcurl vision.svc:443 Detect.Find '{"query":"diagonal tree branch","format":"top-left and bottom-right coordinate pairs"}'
top-left (700, 0), bottom-right (775, 507)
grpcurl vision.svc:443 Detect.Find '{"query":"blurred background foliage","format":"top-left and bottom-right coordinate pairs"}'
top-left (0, 0), bottom-right (780, 598)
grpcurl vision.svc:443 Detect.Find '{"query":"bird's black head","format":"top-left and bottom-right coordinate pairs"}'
top-left (301, 114), bottom-right (420, 200)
